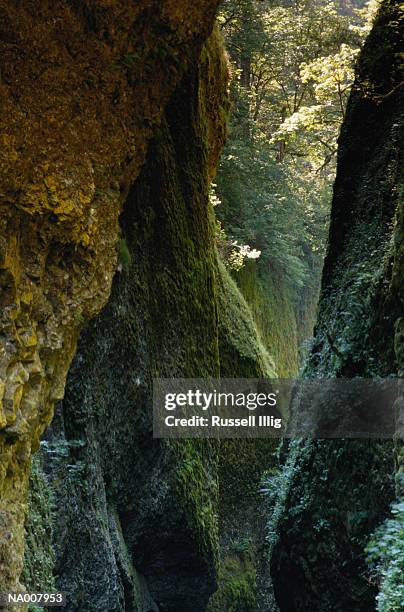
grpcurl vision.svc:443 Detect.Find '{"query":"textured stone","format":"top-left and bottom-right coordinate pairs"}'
top-left (0, 0), bottom-right (221, 597)
top-left (35, 26), bottom-right (229, 612)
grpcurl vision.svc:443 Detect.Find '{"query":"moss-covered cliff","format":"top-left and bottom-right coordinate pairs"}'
top-left (0, 0), bottom-right (226, 599)
top-left (16, 20), bottom-right (278, 611)
top-left (269, 1), bottom-right (404, 610)
top-left (236, 262), bottom-right (300, 377)
top-left (210, 265), bottom-right (278, 612)
top-left (41, 33), bottom-right (226, 610)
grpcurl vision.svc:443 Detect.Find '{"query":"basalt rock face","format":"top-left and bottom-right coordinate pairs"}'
top-left (269, 2), bottom-right (403, 611)
top-left (0, 0), bottom-right (223, 597)
top-left (43, 35), bottom-right (228, 611)
top-left (25, 20), bottom-right (277, 610)
top-left (32, 26), bottom-right (280, 609)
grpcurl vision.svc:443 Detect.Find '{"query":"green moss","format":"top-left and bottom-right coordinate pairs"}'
top-left (174, 439), bottom-right (219, 565)
top-left (207, 554), bottom-right (256, 612)
top-left (218, 438), bottom-right (277, 516)
top-left (366, 499), bottom-right (404, 612)
top-left (22, 456), bottom-right (55, 596)
top-left (236, 260), bottom-right (300, 376)
top-left (218, 260), bottom-right (277, 378)
top-left (269, 440), bottom-right (395, 611)
top-left (117, 238), bottom-right (132, 271)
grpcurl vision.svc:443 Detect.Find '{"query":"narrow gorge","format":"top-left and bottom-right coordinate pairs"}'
top-left (0, 1), bottom-right (402, 611)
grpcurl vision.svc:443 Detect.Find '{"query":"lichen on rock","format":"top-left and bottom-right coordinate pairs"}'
top-left (0, 0), bottom-right (222, 597)
top-left (26, 25), bottom-right (230, 611)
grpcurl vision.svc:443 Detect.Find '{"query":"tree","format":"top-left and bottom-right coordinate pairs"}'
top-left (214, 0), bottom-right (379, 297)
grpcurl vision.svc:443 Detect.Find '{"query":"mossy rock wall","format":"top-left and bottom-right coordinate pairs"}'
top-left (23, 26), bottom-right (279, 612)
top-left (0, 0), bottom-right (223, 596)
top-left (269, 2), bottom-right (404, 611)
top-left (207, 264), bottom-right (279, 611)
top-left (218, 261), bottom-right (277, 379)
top-left (233, 257), bottom-right (321, 377)
top-left (236, 262), bottom-right (300, 377)
top-left (39, 35), bottom-right (225, 612)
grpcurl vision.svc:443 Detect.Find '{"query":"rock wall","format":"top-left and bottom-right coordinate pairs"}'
top-left (230, 253), bottom-right (322, 378)
top-left (18, 20), bottom-right (278, 612)
top-left (0, 0), bottom-right (223, 597)
top-left (236, 262), bottom-right (300, 377)
top-left (41, 30), bottom-right (227, 611)
top-left (269, 1), bottom-right (403, 610)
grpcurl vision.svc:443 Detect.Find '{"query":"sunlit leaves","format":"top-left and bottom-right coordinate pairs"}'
top-left (214, 0), bottom-right (373, 293)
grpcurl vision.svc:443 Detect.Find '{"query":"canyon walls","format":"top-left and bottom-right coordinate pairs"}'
top-left (1, 1), bottom-right (402, 610)
top-left (269, 1), bottom-right (403, 610)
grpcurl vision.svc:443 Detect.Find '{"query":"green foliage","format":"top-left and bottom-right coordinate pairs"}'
top-left (366, 499), bottom-right (404, 612)
top-left (219, 0), bottom-right (373, 165)
top-left (215, 0), bottom-right (376, 298)
top-left (264, 440), bottom-right (396, 610)
top-left (216, 135), bottom-right (329, 292)
top-left (272, 43), bottom-right (360, 162)
top-left (231, 536), bottom-right (253, 555)
top-left (260, 440), bottom-right (305, 553)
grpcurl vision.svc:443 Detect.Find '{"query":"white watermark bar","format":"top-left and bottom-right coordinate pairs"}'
top-left (0, 592), bottom-right (65, 607)
top-left (153, 378), bottom-right (402, 439)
